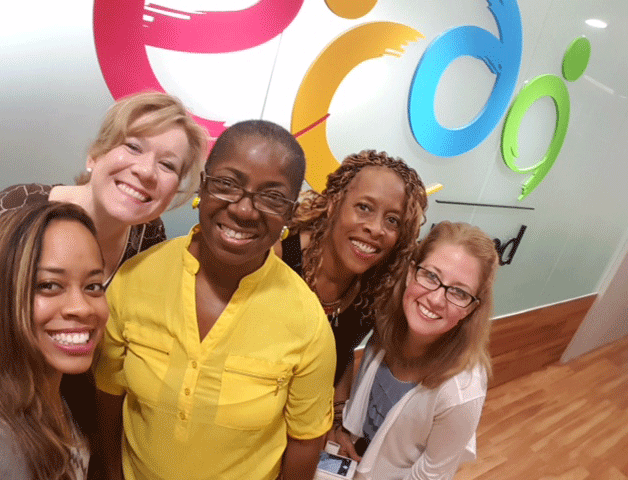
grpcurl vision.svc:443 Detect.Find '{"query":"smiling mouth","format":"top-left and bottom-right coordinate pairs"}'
top-left (418, 303), bottom-right (440, 320)
top-left (351, 239), bottom-right (379, 255)
top-left (219, 224), bottom-right (257, 240)
top-left (47, 331), bottom-right (93, 347)
top-left (117, 182), bottom-right (150, 202)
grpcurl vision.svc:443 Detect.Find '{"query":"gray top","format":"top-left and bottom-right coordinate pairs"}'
top-left (362, 361), bottom-right (416, 443)
top-left (0, 421), bottom-right (30, 480)
top-left (0, 418), bottom-right (89, 480)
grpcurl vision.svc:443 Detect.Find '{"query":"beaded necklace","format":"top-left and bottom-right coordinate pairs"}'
top-left (319, 277), bottom-right (361, 327)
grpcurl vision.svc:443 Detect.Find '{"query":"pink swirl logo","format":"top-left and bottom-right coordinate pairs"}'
top-left (93, 1), bottom-right (304, 137)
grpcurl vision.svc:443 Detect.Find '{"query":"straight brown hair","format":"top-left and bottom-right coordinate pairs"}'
top-left (0, 202), bottom-right (100, 480)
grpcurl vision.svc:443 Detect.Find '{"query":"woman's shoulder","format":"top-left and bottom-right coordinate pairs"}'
top-left (268, 253), bottom-right (328, 317)
top-left (0, 420), bottom-right (30, 479)
top-left (438, 364), bottom-right (488, 403)
top-left (271, 250), bottom-right (314, 293)
top-left (0, 183), bottom-right (54, 214)
top-left (126, 216), bottom-right (167, 255)
top-left (108, 235), bottom-right (186, 304)
top-left (119, 233), bottom-right (185, 274)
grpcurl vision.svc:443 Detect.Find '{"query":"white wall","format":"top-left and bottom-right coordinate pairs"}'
top-left (1, 0), bottom-right (627, 322)
top-left (561, 231), bottom-right (628, 362)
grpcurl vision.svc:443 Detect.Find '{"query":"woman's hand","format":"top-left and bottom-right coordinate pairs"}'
top-left (325, 422), bottom-right (341, 446)
top-left (332, 425), bottom-right (362, 462)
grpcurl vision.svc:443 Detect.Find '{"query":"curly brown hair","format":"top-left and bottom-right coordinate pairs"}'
top-left (289, 150), bottom-right (428, 316)
top-left (374, 221), bottom-right (499, 388)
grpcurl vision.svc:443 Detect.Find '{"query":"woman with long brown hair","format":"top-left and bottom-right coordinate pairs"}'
top-left (0, 203), bottom-right (109, 479)
top-left (337, 221), bottom-right (499, 480)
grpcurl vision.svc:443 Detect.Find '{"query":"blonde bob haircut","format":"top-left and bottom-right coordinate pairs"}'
top-left (77, 91), bottom-right (209, 208)
top-left (374, 221), bottom-right (499, 388)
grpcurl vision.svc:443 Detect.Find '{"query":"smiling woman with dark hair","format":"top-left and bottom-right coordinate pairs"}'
top-left (278, 150), bottom-right (427, 440)
top-left (95, 120), bottom-right (336, 480)
top-left (0, 203), bottom-right (109, 480)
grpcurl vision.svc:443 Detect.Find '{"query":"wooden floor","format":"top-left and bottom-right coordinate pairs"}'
top-left (455, 334), bottom-right (628, 480)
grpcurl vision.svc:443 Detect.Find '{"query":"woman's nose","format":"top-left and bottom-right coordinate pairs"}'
top-left (426, 284), bottom-right (448, 307)
top-left (229, 194), bottom-right (261, 221)
top-left (132, 154), bottom-right (158, 182)
top-left (363, 215), bottom-right (385, 238)
top-left (62, 289), bottom-right (97, 319)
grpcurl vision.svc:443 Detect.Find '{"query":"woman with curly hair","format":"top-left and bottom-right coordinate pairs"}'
top-left (0, 203), bottom-right (109, 480)
top-left (337, 221), bottom-right (499, 480)
top-left (278, 150), bottom-right (427, 433)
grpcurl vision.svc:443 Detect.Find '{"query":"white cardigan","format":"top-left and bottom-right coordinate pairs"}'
top-left (343, 346), bottom-right (487, 480)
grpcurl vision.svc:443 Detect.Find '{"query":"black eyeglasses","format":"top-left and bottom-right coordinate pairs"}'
top-left (413, 266), bottom-right (480, 308)
top-left (201, 173), bottom-right (295, 216)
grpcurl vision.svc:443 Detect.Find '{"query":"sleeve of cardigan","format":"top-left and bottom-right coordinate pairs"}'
top-left (404, 395), bottom-right (486, 480)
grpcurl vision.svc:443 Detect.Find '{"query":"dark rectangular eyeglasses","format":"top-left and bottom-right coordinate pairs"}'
top-left (202, 173), bottom-right (295, 216)
top-left (414, 266), bottom-right (479, 308)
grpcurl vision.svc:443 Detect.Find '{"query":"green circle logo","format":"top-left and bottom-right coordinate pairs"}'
top-left (563, 36), bottom-right (591, 82)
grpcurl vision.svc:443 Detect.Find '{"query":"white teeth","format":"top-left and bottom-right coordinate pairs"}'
top-left (418, 304), bottom-right (440, 319)
top-left (221, 225), bottom-right (255, 240)
top-left (351, 240), bottom-right (377, 254)
top-left (118, 183), bottom-right (149, 202)
top-left (48, 332), bottom-right (91, 346)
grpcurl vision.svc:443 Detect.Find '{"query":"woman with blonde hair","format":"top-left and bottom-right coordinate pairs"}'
top-left (279, 150), bottom-right (427, 431)
top-left (0, 203), bottom-right (109, 479)
top-left (0, 91), bottom-right (208, 479)
top-left (0, 90), bottom-right (208, 284)
top-left (336, 221), bottom-right (499, 480)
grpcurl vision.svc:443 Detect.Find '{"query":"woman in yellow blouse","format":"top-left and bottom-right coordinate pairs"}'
top-left (95, 120), bottom-right (336, 480)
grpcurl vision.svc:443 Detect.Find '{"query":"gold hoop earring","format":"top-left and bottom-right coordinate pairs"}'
top-left (280, 226), bottom-right (290, 240)
top-left (192, 196), bottom-right (200, 209)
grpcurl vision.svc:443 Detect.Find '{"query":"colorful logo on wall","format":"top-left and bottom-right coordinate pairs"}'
top-left (501, 36), bottom-right (591, 199)
top-left (93, 0), bottom-right (591, 199)
top-left (291, 22), bottom-right (424, 190)
top-left (93, 0), bottom-right (305, 138)
top-left (408, 0), bottom-right (522, 157)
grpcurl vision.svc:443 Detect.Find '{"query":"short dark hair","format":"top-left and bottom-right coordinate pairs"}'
top-left (205, 120), bottom-right (306, 198)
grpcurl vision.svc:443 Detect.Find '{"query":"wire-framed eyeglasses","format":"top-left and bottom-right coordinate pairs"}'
top-left (201, 173), bottom-right (295, 216)
top-left (414, 266), bottom-right (480, 308)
